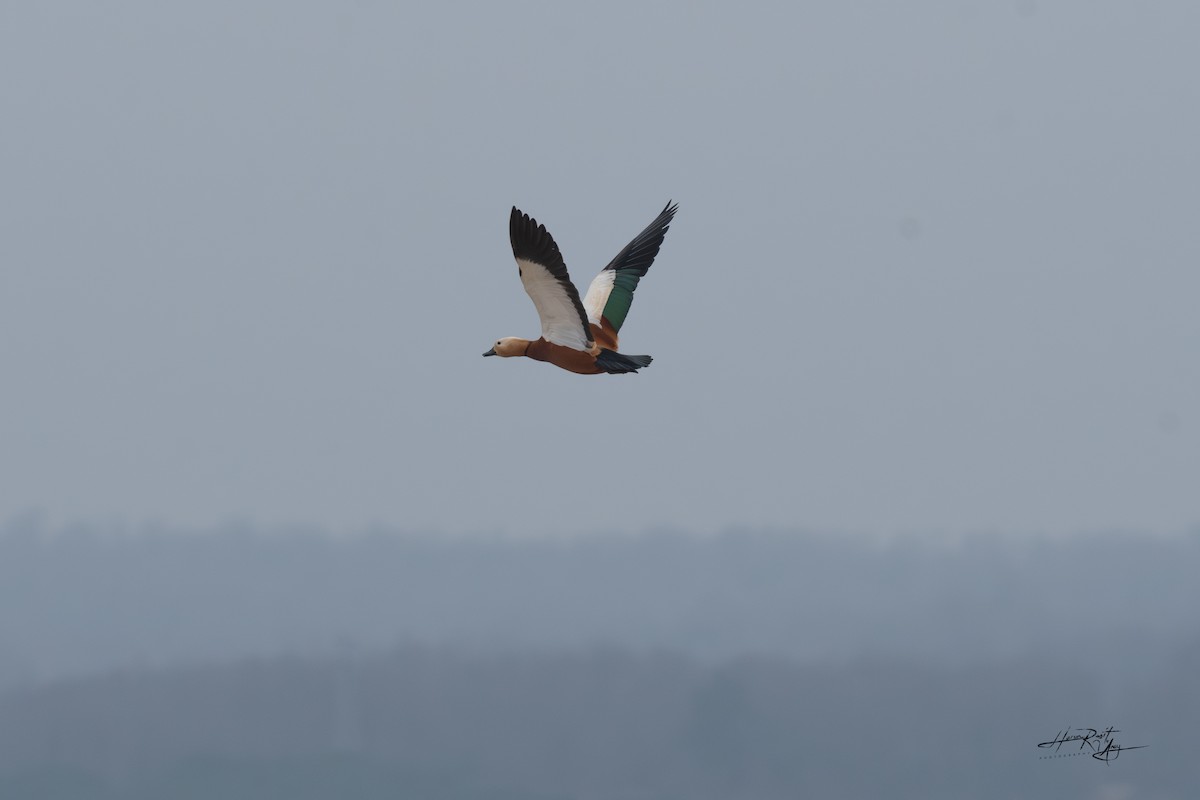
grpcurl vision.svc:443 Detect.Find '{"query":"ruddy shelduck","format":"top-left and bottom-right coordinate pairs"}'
top-left (484, 202), bottom-right (677, 374)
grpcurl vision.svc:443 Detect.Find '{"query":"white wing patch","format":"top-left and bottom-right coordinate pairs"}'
top-left (582, 270), bottom-right (615, 327)
top-left (517, 258), bottom-right (593, 351)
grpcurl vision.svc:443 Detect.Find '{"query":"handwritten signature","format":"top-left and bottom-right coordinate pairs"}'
top-left (1038, 726), bottom-right (1147, 763)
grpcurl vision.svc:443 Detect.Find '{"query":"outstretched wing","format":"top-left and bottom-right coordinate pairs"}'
top-left (509, 207), bottom-right (594, 351)
top-left (583, 201), bottom-right (677, 333)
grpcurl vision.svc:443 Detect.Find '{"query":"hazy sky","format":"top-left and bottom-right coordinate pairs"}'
top-left (3, 2), bottom-right (1198, 536)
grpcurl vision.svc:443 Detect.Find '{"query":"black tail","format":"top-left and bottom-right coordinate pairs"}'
top-left (595, 349), bottom-right (653, 374)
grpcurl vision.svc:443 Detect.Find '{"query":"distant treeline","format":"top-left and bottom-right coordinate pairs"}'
top-left (1, 642), bottom-right (1195, 799)
top-left (2, 523), bottom-right (1198, 687)
top-left (2, 524), bottom-right (1197, 798)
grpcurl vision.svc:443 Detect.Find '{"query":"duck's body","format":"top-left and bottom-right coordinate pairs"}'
top-left (484, 202), bottom-right (677, 375)
top-left (527, 337), bottom-right (604, 375)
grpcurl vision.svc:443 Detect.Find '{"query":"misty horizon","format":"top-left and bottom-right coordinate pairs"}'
top-left (3, 521), bottom-right (1196, 798)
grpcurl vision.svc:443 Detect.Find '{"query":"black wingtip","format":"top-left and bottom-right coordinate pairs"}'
top-left (658, 201), bottom-right (679, 225)
top-left (599, 201), bottom-right (679, 279)
top-left (509, 206), bottom-right (563, 266)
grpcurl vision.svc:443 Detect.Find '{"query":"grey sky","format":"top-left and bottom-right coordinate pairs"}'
top-left (2, 2), bottom-right (1198, 536)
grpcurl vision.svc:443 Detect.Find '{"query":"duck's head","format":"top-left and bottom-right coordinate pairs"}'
top-left (482, 337), bottom-right (528, 357)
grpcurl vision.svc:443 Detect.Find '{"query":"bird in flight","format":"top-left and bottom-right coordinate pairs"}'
top-left (484, 201), bottom-right (678, 374)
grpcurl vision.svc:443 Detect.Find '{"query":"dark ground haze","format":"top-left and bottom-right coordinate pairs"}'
top-left (2, 521), bottom-right (1196, 798)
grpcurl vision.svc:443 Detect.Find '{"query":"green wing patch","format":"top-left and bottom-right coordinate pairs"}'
top-left (602, 271), bottom-right (643, 333)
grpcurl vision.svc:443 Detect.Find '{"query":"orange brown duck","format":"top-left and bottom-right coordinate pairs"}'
top-left (484, 201), bottom-right (678, 374)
